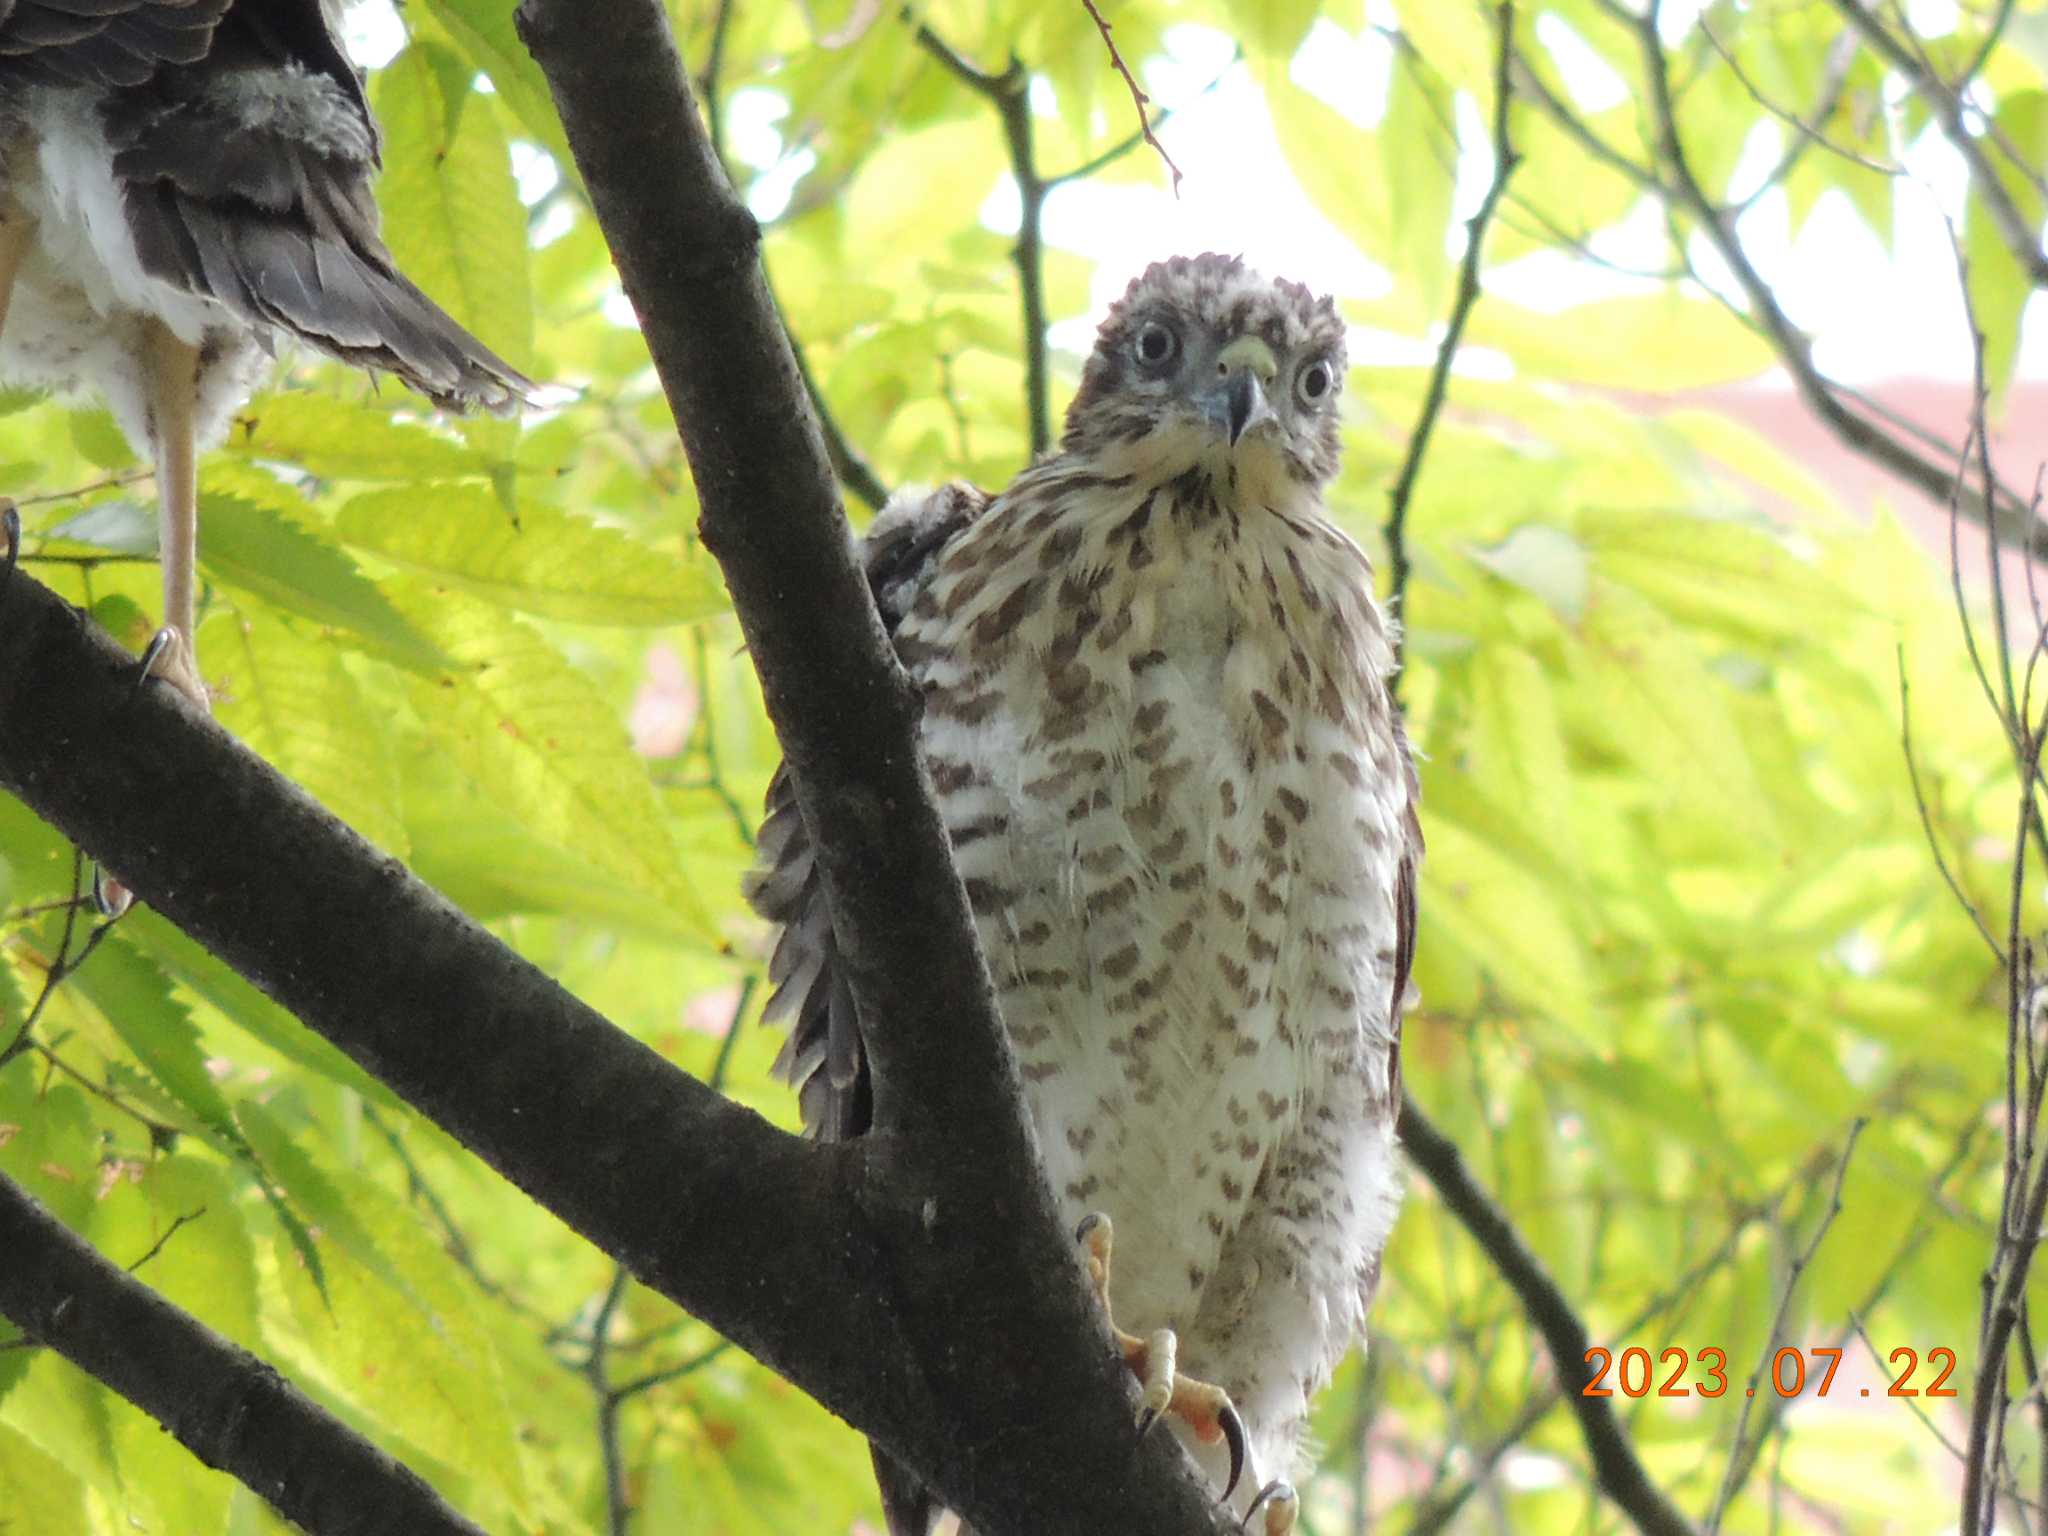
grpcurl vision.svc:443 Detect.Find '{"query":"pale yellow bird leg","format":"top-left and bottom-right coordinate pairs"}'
top-left (1076, 1212), bottom-right (1247, 1499)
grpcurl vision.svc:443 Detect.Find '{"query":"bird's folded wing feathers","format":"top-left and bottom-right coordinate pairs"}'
top-left (0, 0), bottom-right (228, 90)
top-left (102, 27), bottom-right (533, 412)
top-left (744, 482), bottom-right (990, 1143)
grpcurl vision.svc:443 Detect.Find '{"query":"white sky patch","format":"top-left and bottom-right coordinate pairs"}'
top-left (342, 0), bottom-right (403, 69)
top-left (1289, 19), bottom-right (1392, 130)
top-left (1535, 12), bottom-right (1629, 113)
top-left (330, 3), bottom-right (2044, 391)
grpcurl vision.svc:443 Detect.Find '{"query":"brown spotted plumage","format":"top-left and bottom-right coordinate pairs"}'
top-left (749, 254), bottom-right (1419, 1535)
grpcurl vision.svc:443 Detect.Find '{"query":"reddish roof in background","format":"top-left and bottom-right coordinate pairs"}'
top-left (1676, 375), bottom-right (2048, 587)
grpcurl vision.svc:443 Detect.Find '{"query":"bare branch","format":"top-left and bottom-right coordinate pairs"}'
top-left (1386, 2), bottom-right (1521, 696)
top-left (1706, 1118), bottom-right (1866, 1532)
top-left (1079, 0), bottom-right (1183, 193)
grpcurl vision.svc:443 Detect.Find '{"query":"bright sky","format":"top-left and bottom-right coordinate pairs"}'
top-left (346, 1), bottom-right (2042, 389)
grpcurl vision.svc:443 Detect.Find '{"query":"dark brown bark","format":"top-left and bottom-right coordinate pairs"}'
top-left (0, 1170), bottom-right (491, 1536)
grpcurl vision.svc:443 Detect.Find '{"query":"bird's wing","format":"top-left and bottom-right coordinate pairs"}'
top-left (100, 5), bottom-right (532, 411)
top-left (744, 482), bottom-right (990, 1145)
top-left (1388, 713), bottom-right (1422, 1100)
top-left (0, 0), bottom-right (229, 90)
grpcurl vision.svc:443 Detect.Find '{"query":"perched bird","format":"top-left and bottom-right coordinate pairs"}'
top-left (748, 253), bottom-right (1420, 1535)
top-left (0, 0), bottom-right (529, 707)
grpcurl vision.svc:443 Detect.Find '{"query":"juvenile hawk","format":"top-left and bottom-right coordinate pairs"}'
top-left (749, 253), bottom-right (1419, 1534)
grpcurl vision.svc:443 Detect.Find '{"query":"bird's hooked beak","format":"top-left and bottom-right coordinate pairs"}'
top-left (1209, 335), bottom-right (1280, 448)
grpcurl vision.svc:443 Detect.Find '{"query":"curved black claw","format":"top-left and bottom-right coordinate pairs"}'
top-left (134, 628), bottom-right (175, 699)
top-left (92, 865), bottom-right (133, 920)
top-left (1239, 1479), bottom-right (1294, 1534)
top-left (1074, 1212), bottom-right (1105, 1244)
top-left (1219, 1401), bottom-right (1247, 1502)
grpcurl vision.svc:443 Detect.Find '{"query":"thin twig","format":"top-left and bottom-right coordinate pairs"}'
top-left (1698, 23), bottom-right (1897, 182)
top-left (1045, 50), bottom-right (1237, 189)
top-left (127, 1207), bottom-right (205, 1275)
top-left (1706, 1118), bottom-right (1867, 1532)
top-left (1078, 0), bottom-right (1182, 194)
top-left (1397, 1092), bottom-right (1700, 1536)
top-left (1385, 2), bottom-right (1520, 698)
top-left (1898, 648), bottom-right (2004, 960)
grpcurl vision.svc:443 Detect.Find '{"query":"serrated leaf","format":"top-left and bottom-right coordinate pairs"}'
top-left (196, 492), bottom-right (446, 672)
top-left (375, 44), bottom-right (535, 374)
top-left (417, 0), bottom-right (576, 174)
top-left (337, 485), bottom-right (728, 625)
top-left (207, 608), bottom-right (409, 855)
top-left (236, 1101), bottom-right (401, 1306)
top-left (387, 582), bottom-right (724, 947)
top-left (120, 910), bottom-right (401, 1109)
top-left (269, 1163), bottom-right (529, 1515)
top-left (234, 392), bottom-right (489, 482)
top-left (64, 937), bottom-right (235, 1142)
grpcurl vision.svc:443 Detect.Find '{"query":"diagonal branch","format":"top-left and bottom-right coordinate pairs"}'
top-left (0, 1169), bottom-right (490, 1536)
top-left (0, 567), bottom-right (892, 1414)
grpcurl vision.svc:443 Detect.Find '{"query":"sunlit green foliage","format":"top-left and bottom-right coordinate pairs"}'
top-left (0, 1), bottom-right (2032, 1532)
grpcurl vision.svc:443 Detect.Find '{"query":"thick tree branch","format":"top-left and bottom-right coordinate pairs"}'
top-left (0, 1170), bottom-right (489, 1536)
top-left (514, 1), bottom-right (1235, 1530)
top-left (0, 569), bottom-right (900, 1416)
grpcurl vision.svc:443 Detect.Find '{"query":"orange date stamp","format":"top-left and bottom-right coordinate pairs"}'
top-left (1582, 1346), bottom-right (1958, 1399)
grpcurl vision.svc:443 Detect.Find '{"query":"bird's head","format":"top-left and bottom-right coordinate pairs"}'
top-left (1060, 253), bottom-right (1347, 498)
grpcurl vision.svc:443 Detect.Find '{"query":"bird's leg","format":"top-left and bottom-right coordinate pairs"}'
top-left (140, 319), bottom-right (207, 712)
top-left (1075, 1213), bottom-right (1247, 1500)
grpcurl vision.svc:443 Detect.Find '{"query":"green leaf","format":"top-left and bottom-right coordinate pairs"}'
top-left (0, 1421), bottom-right (84, 1534)
top-left (1470, 292), bottom-right (1775, 390)
top-left (195, 491), bottom-right (447, 672)
top-left (374, 44), bottom-right (536, 375)
top-left (418, 0), bottom-right (577, 172)
top-left (120, 910), bottom-right (402, 1109)
top-left (64, 936), bottom-right (236, 1142)
top-left (386, 582), bottom-right (725, 948)
top-left (1381, 39), bottom-right (1457, 312)
top-left (1264, 76), bottom-right (1396, 277)
top-left (207, 608), bottom-right (409, 856)
top-left (336, 486), bottom-right (730, 625)
top-left (233, 392), bottom-right (490, 483)
top-left (268, 1162), bottom-right (530, 1517)
top-left (1467, 523), bottom-right (1588, 619)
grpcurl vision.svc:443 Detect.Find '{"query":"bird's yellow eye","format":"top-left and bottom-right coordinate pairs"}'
top-left (1133, 321), bottom-right (1179, 369)
top-left (1296, 359), bottom-right (1334, 406)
